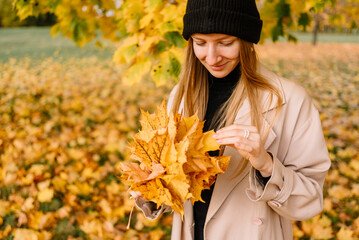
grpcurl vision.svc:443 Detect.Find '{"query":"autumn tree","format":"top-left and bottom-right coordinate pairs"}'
top-left (12, 0), bottom-right (357, 85)
top-left (0, 0), bottom-right (56, 26)
top-left (301, 0), bottom-right (359, 45)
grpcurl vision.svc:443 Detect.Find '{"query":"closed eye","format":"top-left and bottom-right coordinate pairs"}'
top-left (221, 41), bottom-right (234, 46)
top-left (194, 41), bottom-right (206, 46)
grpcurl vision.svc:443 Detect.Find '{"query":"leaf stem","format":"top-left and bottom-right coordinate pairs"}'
top-left (127, 201), bottom-right (136, 230)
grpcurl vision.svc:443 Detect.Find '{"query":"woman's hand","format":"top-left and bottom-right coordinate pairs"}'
top-left (129, 191), bottom-right (142, 199)
top-left (213, 124), bottom-right (273, 177)
top-left (129, 191), bottom-right (159, 211)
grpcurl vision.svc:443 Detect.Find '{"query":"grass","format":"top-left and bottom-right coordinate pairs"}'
top-left (289, 31), bottom-right (359, 43)
top-left (0, 27), bottom-right (116, 62)
top-left (0, 27), bottom-right (358, 63)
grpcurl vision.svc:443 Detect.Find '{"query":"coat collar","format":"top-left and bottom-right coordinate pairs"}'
top-left (180, 65), bottom-right (287, 227)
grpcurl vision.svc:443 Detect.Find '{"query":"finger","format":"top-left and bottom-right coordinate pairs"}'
top-left (213, 129), bottom-right (243, 139)
top-left (217, 124), bottom-right (258, 133)
top-left (214, 129), bottom-right (259, 142)
top-left (216, 136), bottom-right (253, 147)
top-left (129, 191), bottom-right (142, 199)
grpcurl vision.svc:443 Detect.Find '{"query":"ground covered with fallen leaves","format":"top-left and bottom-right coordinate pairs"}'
top-left (0, 42), bottom-right (358, 240)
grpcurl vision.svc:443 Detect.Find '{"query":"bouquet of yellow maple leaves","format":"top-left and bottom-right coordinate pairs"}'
top-left (119, 101), bottom-right (230, 218)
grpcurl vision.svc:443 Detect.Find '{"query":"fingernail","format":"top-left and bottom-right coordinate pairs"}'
top-left (213, 134), bottom-right (218, 138)
top-left (217, 140), bottom-right (222, 144)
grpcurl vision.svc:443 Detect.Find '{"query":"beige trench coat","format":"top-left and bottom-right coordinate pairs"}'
top-left (164, 66), bottom-right (330, 240)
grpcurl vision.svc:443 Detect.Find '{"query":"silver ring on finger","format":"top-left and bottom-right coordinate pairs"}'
top-left (244, 129), bottom-right (250, 139)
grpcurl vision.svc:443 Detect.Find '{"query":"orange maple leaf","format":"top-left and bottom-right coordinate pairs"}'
top-left (119, 100), bottom-right (230, 218)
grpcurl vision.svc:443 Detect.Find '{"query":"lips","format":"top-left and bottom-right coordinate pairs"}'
top-left (210, 63), bottom-right (227, 71)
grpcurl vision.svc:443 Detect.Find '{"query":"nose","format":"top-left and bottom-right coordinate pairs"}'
top-left (206, 45), bottom-right (222, 65)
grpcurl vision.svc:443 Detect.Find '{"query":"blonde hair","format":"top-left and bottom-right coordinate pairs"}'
top-left (172, 38), bottom-right (283, 174)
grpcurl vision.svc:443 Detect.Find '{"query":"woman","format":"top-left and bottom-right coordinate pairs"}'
top-left (134, 0), bottom-right (331, 239)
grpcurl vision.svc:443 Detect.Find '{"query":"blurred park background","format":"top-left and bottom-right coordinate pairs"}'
top-left (0, 0), bottom-right (359, 239)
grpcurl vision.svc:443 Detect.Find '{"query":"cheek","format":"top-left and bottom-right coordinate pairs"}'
top-left (193, 46), bottom-right (206, 60)
top-left (222, 48), bottom-right (240, 60)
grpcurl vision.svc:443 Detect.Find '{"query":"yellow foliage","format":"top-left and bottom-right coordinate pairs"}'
top-left (0, 200), bottom-right (11, 217)
top-left (37, 188), bottom-right (54, 202)
top-left (301, 215), bottom-right (334, 239)
top-left (337, 227), bottom-right (354, 240)
top-left (354, 217), bottom-right (359, 235)
top-left (120, 101), bottom-right (230, 217)
top-left (28, 212), bottom-right (56, 230)
top-left (22, 198), bottom-right (35, 212)
top-left (150, 229), bottom-right (166, 240)
top-left (0, 57), bottom-right (173, 239)
top-left (13, 228), bottom-right (39, 240)
top-left (1, 43), bottom-right (359, 238)
top-left (80, 219), bottom-right (104, 236)
top-left (6, 0), bottom-right (355, 86)
top-left (122, 58), bottom-right (152, 84)
top-left (328, 185), bottom-right (352, 200)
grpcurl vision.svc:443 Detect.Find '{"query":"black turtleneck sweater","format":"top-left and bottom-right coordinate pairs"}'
top-left (193, 65), bottom-right (241, 240)
top-left (192, 65), bottom-right (271, 239)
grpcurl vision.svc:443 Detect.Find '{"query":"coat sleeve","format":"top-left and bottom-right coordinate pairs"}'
top-left (135, 198), bottom-right (172, 220)
top-left (246, 92), bottom-right (331, 221)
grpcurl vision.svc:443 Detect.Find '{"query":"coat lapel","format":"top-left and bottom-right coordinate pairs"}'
top-left (174, 64), bottom-right (286, 230)
top-left (205, 68), bottom-right (286, 224)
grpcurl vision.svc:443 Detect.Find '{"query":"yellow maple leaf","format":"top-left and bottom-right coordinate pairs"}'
top-left (328, 185), bottom-right (351, 200)
top-left (13, 228), bottom-right (38, 240)
top-left (131, 131), bottom-right (171, 170)
top-left (162, 174), bottom-right (190, 203)
top-left (198, 131), bottom-right (221, 153)
top-left (312, 225), bottom-right (333, 239)
top-left (79, 219), bottom-right (103, 236)
top-left (28, 212), bottom-right (56, 230)
top-left (337, 227), bottom-right (354, 240)
top-left (150, 229), bottom-right (166, 240)
top-left (119, 100), bottom-right (230, 218)
top-left (37, 188), bottom-right (54, 202)
top-left (0, 200), bottom-right (10, 217)
top-left (121, 162), bottom-right (166, 184)
top-left (120, 162), bottom-right (151, 183)
top-left (188, 174), bottom-right (207, 203)
top-left (184, 157), bottom-right (212, 173)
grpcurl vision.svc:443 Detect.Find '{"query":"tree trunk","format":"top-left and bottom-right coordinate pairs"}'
top-left (312, 14), bottom-right (320, 45)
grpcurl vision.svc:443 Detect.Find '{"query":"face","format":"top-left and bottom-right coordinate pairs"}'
top-left (192, 33), bottom-right (240, 78)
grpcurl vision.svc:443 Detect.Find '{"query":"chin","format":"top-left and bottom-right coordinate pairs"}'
top-left (208, 70), bottom-right (230, 78)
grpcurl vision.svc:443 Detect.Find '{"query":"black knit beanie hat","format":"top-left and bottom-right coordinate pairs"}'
top-left (182, 0), bottom-right (263, 44)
